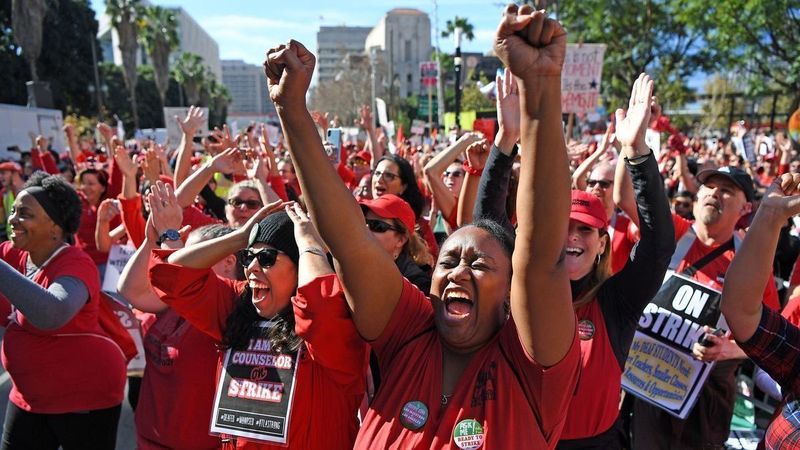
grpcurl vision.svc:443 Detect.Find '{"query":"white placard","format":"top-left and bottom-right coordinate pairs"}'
top-left (561, 44), bottom-right (607, 114)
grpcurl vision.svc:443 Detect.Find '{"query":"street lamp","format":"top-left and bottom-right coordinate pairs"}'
top-left (453, 26), bottom-right (463, 130)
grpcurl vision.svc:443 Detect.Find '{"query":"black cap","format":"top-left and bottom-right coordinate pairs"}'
top-left (247, 211), bottom-right (299, 264)
top-left (696, 166), bottom-right (755, 202)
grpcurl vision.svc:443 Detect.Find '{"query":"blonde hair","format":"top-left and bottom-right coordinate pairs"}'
top-left (227, 179), bottom-right (260, 200)
top-left (572, 229), bottom-right (612, 308)
top-left (392, 218), bottom-right (433, 267)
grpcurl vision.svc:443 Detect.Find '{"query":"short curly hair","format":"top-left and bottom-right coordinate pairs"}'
top-left (23, 171), bottom-right (83, 235)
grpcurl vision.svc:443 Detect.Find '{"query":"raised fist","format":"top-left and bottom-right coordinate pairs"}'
top-left (493, 5), bottom-right (567, 80)
top-left (264, 40), bottom-right (315, 106)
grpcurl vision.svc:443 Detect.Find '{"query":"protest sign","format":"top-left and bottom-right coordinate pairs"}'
top-left (622, 273), bottom-right (723, 418)
top-left (211, 321), bottom-right (301, 444)
top-left (561, 44), bottom-right (606, 114)
top-left (102, 243), bottom-right (136, 294)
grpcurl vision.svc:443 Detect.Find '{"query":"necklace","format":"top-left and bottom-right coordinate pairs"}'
top-left (441, 394), bottom-right (452, 406)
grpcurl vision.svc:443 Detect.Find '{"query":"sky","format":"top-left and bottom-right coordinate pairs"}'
top-left (90, 0), bottom-right (508, 66)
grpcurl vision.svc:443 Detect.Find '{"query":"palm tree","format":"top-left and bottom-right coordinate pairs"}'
top-left (441, 16), bottom-right (475, 42)
top-left (106, 0), bottom-right (141, 129)
top-left (11, 0), bottom-right (48, 82)
top-left (172, 52), bottom-right (207, 106)
top-left (139, 5), bottom-right (179, 108)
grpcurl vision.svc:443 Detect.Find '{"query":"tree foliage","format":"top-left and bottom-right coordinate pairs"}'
top-left (10, 0), bottom-right (47, 81)
top-left (1, 0), bottom-right (101, 116)
top-left (702, 0), bottom-right (800, 119)
top-left (106, 0), bottom-right (141, 128)
top-left (555, 0), bottom-right (713, 111)
top-left (138, 5), bottom-right (179, 106)
top-left (441, 16), bottom-right (475, 42)
top-left (172, 52), bottom-right (207, 106)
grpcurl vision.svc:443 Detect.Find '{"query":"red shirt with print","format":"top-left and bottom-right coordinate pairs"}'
top-left (355, 278), bottom-right (581, 449)
top-left (149, 251), bottom-right (366, 449)
top-left (0, 242), bottom-right (126, 413)
top-left (136, 308), bottom-right (222, 450)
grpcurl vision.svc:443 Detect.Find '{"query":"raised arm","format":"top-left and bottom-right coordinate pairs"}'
top-left (496, 6), bottom-right (574, 365)
top-left (173, 106), bottom-right (205, 187)
top-left (63, 124), bottom-right (83, 162)
top-left (722, 173), bottom-right (800, 341)
top-left (174, 148), bottom-right (241, 209)
top-left (424, 132), bottom-right (480, 220)
top-left (118, 182), bottom-right (188, 313)
top-left (265, 40), bottom-right (403, 340)
top-left (457, 139), bottom-right (490, 226)
top-left (470, 68), bottom-right (520, 231)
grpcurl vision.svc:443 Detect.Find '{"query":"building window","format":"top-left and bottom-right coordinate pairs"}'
top-left (404, 40), bottom-right (412, 62)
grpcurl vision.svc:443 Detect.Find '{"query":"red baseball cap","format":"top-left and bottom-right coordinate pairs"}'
top-left (0, 162), bottom-right (22, 173)
top-left (359, 194), bottom-right (415, 233)
top-left (355, 150), bottom-right (372, 164)
top-left (570, 190), bottom-right (608, 229)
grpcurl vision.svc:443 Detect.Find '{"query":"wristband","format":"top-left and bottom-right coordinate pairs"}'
top-left (300, 247), bottom-right (326, 257)
top-left (462, 160), bottom-right (483, 176)
top-left (625, 152), bottom-right (652, 165)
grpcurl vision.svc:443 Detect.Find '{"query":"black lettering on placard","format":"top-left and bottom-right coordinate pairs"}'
top-left (211, 321), bottom-right (299, 444)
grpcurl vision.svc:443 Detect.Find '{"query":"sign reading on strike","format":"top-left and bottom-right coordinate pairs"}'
top-left (210, 321), bottom-right (301, 444)
top-left (561, 44), bottom-right (606, 114)
top-left (621, 272), bottom-right (722, 418)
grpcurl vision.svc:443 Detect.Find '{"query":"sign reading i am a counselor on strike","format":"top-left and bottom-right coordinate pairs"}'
top-left (621, 273), bottom-right (723, 419)
top-left (561, 44), bottom-right (606, 114)
top-left (210, 321), bottom-right (301, 444)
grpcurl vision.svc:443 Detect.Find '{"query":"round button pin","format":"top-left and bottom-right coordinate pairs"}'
top-left (578, 319), bottom-right (595, 340)
top-left (399, 400), bottom-right (428, 430)
top-left (452, 418), bottom-right (484, 449)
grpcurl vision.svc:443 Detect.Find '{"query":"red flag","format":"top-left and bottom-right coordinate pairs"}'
top-left (396, 124), bottom-right (405, 148)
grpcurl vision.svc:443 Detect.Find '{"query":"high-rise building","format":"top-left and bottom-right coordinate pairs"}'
top-left (221, 60), bottom-right (275, 116)
top-left (98, 5), bottom-right (221, 80)
top-left (316, 26), bottom-right (373, 84)
top-left (365, 8), bottom-right (432, 99)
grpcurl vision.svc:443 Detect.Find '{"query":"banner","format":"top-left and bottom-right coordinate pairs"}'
top-left (210, 321), bottom-right (301, 444)
top-left (622, 273), bottom-right (723, 418)
top-left (561, 44), bottom-right (607, 114)
top-left (419, 61), bottom-right (439, 94)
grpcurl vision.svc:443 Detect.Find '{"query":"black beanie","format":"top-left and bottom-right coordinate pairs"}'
top-left (247, 211), bottom-right (299, 264)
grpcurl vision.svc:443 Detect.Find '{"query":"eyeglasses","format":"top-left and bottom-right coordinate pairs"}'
top-left (227, 198), bottom-right (263, 209)
top-left (587, 179), bottom-right (612, 189)
top-left (373, 170), bottom-right (399, 182)
top-left (242, 248), bottom-right (280, 268)
top-left (349, 158), bottom-right (368, 167)
top-left (366, 219), bottom-right (401, 234)
top-left (443, 170), bottom-right (464, 178)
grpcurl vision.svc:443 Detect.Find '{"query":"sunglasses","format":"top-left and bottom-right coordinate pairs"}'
top-left (349, 158), bottom-right (368, 167)
top-left (366, 219), bottom-right (402, 234)
top-left (242, 248), bottom-right (280, 268)
top-left (673, 200), bottom-right (692, 208)
top-left (587, 179), bottom-right (612, 189)
top-left (373, 170), bottom-right (399, 182)
top-left (227, 198), bottom-right (263, 210)
top-left (443, 170), bottom-right (464, 178)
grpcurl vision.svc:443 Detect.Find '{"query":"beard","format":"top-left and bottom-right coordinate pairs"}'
top-left (696, 204), bottom-right (721, 226)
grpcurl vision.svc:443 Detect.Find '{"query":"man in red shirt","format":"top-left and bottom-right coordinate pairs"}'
top-left (631, 165), bottom-right (779, 450)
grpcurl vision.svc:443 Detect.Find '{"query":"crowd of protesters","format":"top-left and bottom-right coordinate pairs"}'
top-left (0, 5), bottom-right (799, 450)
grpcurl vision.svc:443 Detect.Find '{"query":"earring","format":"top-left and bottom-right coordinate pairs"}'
top-left (596, 254), bottom-right (602, 265)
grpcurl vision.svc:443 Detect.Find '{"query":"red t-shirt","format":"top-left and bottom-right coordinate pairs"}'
top-left (74, 193), bottom-right (117, 265)
top-left (609, 212), bottom-right (636, 275)
top-left (355, 278), bottom-right (581, 449)
top-left (560, 300), bottom-right (622, 439)
top-left (672, 215), bottom-right (780, 310)
top-left (136, 308), bottom-right (222, 450)
top-left (0, 242), bottom-right (126, 413)
top-left (149, 251), bottom-right (366, 449)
